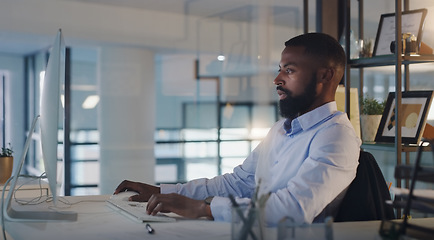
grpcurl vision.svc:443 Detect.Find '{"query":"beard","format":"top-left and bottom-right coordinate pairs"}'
top-left (278, 74), bottom-right (317, 119)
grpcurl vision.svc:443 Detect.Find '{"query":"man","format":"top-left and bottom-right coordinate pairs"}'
top-left (114, 32), bottom-right (361, 225)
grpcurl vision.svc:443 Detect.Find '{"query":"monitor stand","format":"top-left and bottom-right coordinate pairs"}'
top-left (2, 116), bottom-right (77, 222)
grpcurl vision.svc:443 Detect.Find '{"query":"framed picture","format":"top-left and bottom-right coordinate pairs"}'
top-left (375, 91), bottom-right (433, 144)
top-left (373, 8), bottom-right (427, 56)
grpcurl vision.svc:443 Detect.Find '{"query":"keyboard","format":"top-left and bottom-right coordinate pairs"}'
top-left (106, 199), bottom-right (176, 223)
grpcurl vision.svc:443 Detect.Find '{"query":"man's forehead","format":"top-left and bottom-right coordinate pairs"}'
top-left (282, 45), bottom-right (306, 54)
top-left (279, 46), bottom-right (310, 66)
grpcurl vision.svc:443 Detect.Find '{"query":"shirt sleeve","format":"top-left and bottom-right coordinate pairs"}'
top-left (210, 196), bottom-right (252, 222)
top-left (209, 196), bottom-right (232, 222)
top-left (159, 140), bottom-right (268, 221)
top-left (160, 140), bottom-right (267, 199)
top-left (160, 185), bottom-right (251, 222)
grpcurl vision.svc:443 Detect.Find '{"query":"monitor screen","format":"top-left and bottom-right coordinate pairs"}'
top-left (3, 29), bottom-right (77, 222)
top-left (40, 29), bottom-right (65, 205)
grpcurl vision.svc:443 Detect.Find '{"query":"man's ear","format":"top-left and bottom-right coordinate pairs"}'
top-left (317, 67), bottom-right (334, 84)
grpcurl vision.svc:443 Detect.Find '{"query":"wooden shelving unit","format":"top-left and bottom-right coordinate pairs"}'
top-left (343, 0), bottom-right (434, 218)
top-left (349, 54), bottom-right (434, 68)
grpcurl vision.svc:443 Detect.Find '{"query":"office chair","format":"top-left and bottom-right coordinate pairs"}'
top-left (334, 150), bottom-right (396, 222)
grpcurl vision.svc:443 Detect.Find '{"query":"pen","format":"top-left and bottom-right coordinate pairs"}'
top-left (146, 223), bottom-right (155, 234)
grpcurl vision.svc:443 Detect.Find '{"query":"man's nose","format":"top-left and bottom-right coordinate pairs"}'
top-left (273, 74), bottom-right (284, 86)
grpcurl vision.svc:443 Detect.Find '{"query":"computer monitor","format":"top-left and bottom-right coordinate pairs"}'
top-left (2, 29), bottom-right (77, 221)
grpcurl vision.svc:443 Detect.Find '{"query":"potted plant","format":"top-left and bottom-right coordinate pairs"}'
top-left (360, 96), bottom-right (386, 142)
top-left (0, 143), bottom-right (14, 184)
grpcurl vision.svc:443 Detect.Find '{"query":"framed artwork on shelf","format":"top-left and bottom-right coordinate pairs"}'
top-left (373, 8), bottom-right (427, 56)
top-left (375, 91), bottom-right (433, 144)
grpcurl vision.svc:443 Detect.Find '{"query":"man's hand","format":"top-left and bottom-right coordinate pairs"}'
top-left (114, 180), bottom-right (160, 202)
top-left (146, 193), bottom-right (213, 220)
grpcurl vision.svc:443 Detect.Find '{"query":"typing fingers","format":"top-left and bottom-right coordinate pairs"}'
top-left (146, 193), bottom-right (205, 219)
top-left (113, 180), bottom-right (134, 194)
top-left (147, 193), bottom-right (181, 215)
top-left (147, 194), bottom-right (164, 215)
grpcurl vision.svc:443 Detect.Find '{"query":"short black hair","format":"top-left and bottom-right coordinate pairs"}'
top-left (284, 32), bottom-right (345, 69)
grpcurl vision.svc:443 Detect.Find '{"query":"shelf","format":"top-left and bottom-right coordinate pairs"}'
top-left (395, 165), bottom-right (434, 182)
top-left (349, 54), bottom-right (434, 68)
top-left (392, 199), bottom-right (434, 213)
top-left (361, 142), bottom-right (431, 152)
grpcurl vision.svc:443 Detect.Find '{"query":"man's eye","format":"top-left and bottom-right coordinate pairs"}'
top-left (278, 68), bottom-right (294, 74)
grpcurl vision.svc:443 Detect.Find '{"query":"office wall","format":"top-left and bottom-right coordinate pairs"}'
top-left (0, 0), bottom-right (294, 55)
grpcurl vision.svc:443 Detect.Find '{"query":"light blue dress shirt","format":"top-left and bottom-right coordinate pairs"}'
top-left (161, 102), bottom-right (361, 225)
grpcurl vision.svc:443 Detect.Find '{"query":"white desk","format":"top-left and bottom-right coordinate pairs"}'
top-left (3, 195), bottom-right (434, 240)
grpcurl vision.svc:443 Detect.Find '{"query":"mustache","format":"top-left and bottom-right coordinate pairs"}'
top-left (276, 86), bottom-right (291, 96)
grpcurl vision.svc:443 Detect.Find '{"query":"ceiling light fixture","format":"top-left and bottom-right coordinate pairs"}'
top-left (82, 95), bottom-right (100, 109)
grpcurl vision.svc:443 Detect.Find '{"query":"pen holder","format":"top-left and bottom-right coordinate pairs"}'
top-left (231, 205), bottom-right (265, 240)
top-left (277, 216), bottom-right (334, 240)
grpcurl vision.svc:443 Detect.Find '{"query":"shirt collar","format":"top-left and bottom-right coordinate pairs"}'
top-left (284, 102), bottom-right (338, 136)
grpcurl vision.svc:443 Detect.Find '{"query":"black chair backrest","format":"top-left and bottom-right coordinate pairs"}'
top-left (334, 150), bottom-right (396, 222)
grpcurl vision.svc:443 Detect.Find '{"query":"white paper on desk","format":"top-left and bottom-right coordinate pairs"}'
top-left (391, 186), bottom-right (434, 200)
